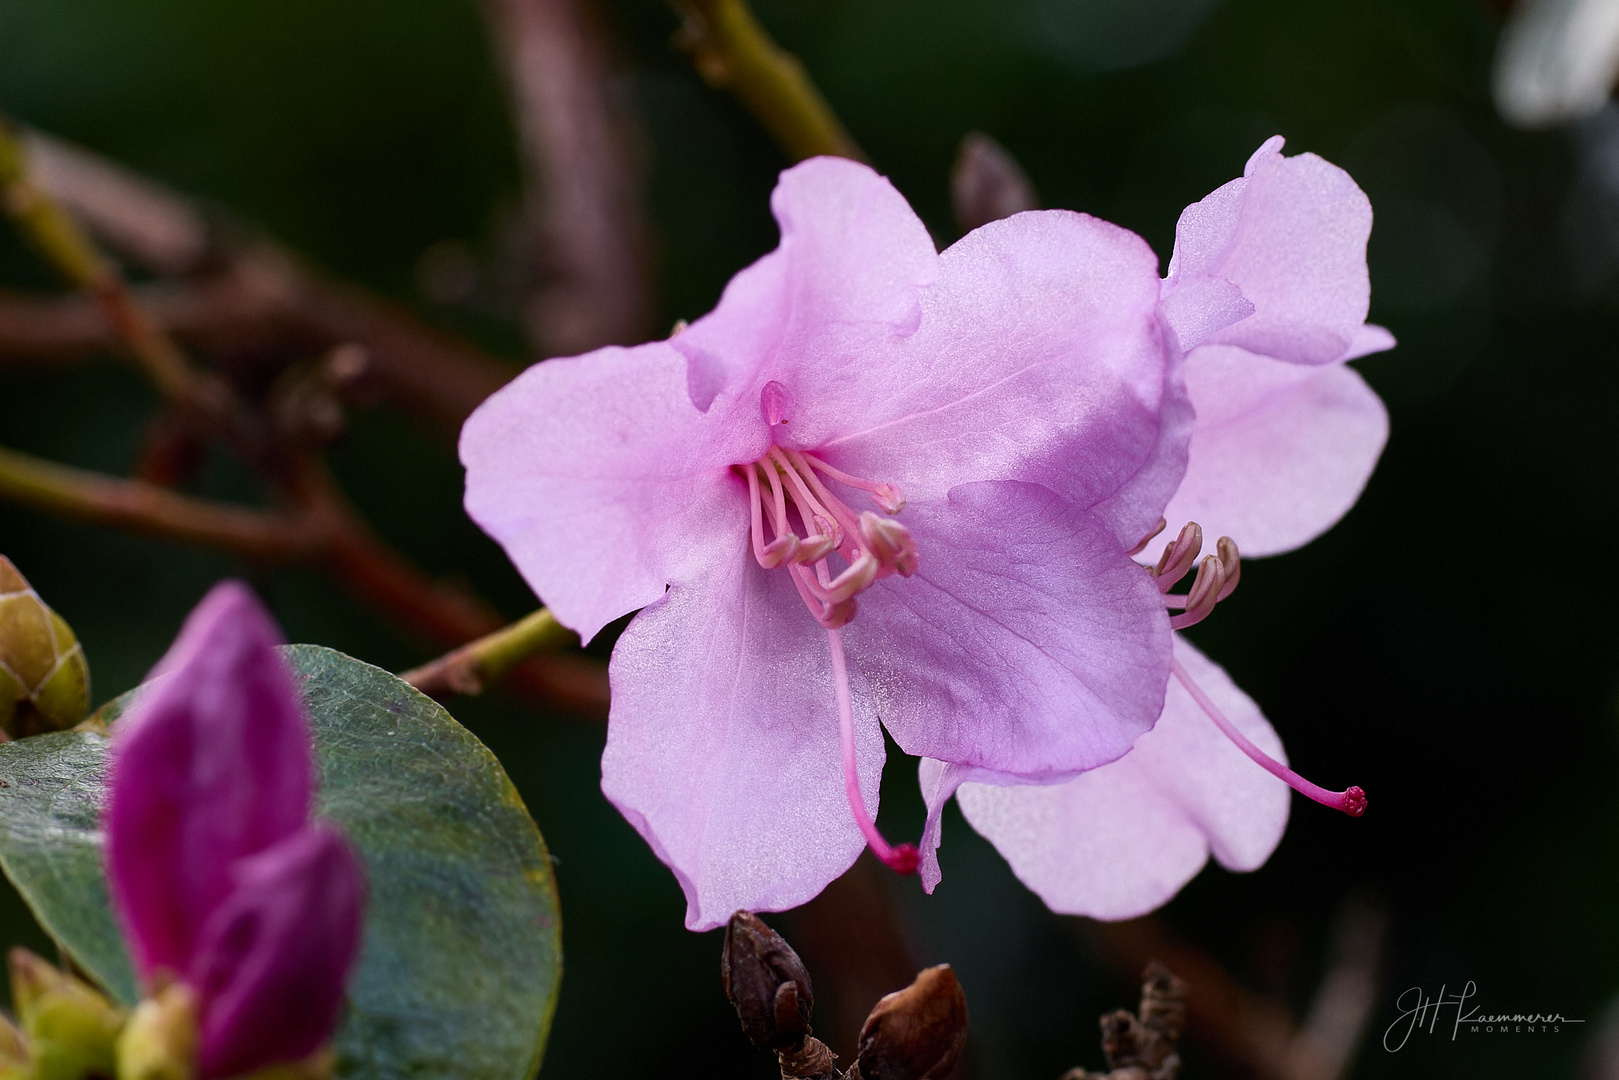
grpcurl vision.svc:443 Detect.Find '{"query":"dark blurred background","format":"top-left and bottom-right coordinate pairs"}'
top-left (1, 0), bottom-right (1615, 1077)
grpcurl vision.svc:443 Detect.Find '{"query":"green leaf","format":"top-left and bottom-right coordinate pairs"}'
top-left (0, 645), bottom-right (562, 1080)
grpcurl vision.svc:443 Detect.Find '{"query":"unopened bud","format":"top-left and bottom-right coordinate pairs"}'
top-left (722, 911), bottom-right (815, 1051)
top-left (9, 948), bottom-right (123, 1080)
top-left (853, 965), bottom-right (967, 1080)
top-left (950, 133), bottom-right (1039, 233)
top-left (115, 982), bottom-right (197, 1080)
top-left (0, 558), bottom-right (90, 738)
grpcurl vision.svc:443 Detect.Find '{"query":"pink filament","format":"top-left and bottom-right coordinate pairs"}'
top-left (1171, 657), bottom-right (1367, 817)
top-left (827, 627), bottom-right (920, 874)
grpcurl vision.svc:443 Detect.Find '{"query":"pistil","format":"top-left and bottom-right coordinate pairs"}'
top-left (1172, 656), bottom-right (1367, 817)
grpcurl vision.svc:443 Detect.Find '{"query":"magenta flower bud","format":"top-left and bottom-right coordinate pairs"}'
top-left (108, 582), bottom-right (365, 1079)
top-left (191, 826), bottom-right (364, 1079)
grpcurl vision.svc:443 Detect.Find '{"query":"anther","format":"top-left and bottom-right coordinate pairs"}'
top-left (792, 534), bottom-right (838, 564)
top-left (1215, 536), bottom-right (1240, 601)
top-left (860, 512), bottom-right (919, 577)
top-left (871, 483), bottom-right (906, 515)
top-left (1168, 556), bottom-right (1224, 630)
top-left (1150, 522), bottom-right (1203, 593)
top-left (759, 535), bottom-right (799, 569)
top-left (1128, 518), bottom-right (1168, 557)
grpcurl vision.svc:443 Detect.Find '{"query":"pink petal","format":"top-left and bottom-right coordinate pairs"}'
top-left (1167, 137), bottom-right (1374, 366)
top-left (108, 582), bottom-right (312, 982)
top-left (601, 544), bottom-right (884, 932)
top-left (844, 481), bottom-right (1170, 777)
top-left (821, 209), bottom-right (1182, 547)
top-left (953, 635), bottom-right (1289, 919)
top-left (191, 826), bottom-right (365, 1079)
top-left (1155, 345), bottom-right (1388, 559)
top-left (461, 341), bottom-right (759, 643)
top-left (671, 156), bottom-right (939, 423)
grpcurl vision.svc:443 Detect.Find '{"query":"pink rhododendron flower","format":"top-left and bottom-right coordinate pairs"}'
top-left (461, 157), bottom-right (1192, 930)
top-left (921, 137), bottom-right (1392, 918)
top-left (108, 582), bottom-right (365, 1078)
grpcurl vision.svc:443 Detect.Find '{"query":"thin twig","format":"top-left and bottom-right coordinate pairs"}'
top-left (0, 444), bottom-right (314, 562)
top-left (0, 118), bottom-right (208, 409)
top-left (670, 0), bottom-right (864, 162)
top-left (400, 607), bottom-right (575, 696)
top-left (9, 129), bottom-right (518, 434)
top-left (0, 446), bottom-right (610, 715)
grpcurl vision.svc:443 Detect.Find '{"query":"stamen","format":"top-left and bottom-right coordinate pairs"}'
top-left (859, 512), bottom-right (919, 577)
top-left (746, 466), bottom-right (799, 569)
top-left (770, 448), bottom-right (845, 549)
top-left (1167, 555), bottom-right (1224, 630)
top-left (827, 626), bottom-right (920, 873)
top-left (801, 455), bottom-right (907, 514)
top-left (1151, 523), bottom-right (1203, 593)
top-left (1215, 536), bottom-right (1241, 601)
top-left (1172, 657), bottom-right (1367, 817)
top-left (784, 449), bottom-right (866, 552)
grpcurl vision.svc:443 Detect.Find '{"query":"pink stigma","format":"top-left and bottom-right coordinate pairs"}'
top-left (1171, 657), bottom-right (1367, 818)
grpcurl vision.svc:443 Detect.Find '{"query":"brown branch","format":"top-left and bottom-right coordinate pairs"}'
top-left (480, 0), bottom-right (655, 357)
top-left (10, 130), bottom-right (519, 434)
top-left (0, 446), bottom-right (608, 716)
top-left (0, 444), bottom-right (314, 562)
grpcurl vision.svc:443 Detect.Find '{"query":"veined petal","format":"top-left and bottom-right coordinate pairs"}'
top-left (845, 481), bottom-right (1170, 778)
top-left (461, 340), bottom-right (758, 643)
top-left (955, 635), bottom-right (1289, 920)
top-left (108, 582), bottom-right (312, 982)
top-left (672, 156), bottom-right (940, 424)
top-left (1168, 137), bottom-right (1374, 366)
top-left (601, 540), bottom-right (884, 932)
top-left (1152, 345), bottom-right (1388, 559)
top-left (190, 826), bottom-right (365, 1080)
top-left (821, 210), bottom-right (1179, 545)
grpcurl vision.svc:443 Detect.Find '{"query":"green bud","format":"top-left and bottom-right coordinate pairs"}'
top-left (114, 984), bottom-right (195, 1080)
top-left (8, 949), bottom-right (123, 1080)
top-left (0, 557), bottom-right (90, 738)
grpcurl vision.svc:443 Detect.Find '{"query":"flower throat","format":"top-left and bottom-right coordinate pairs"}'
top-left (737, 381), bottom-right (922, 873)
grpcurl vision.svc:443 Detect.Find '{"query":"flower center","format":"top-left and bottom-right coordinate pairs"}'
top-left (736, 387), bottom-right (922, 873)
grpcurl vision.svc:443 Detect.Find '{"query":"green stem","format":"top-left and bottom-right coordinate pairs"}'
top-left (399, 609), bottom-right (577, 697)
top-left (670, 0), bottom-right (864, 162)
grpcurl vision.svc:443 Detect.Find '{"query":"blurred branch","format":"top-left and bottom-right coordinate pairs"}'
top-left (0, 444), bottom-right (314, 562)
top-left (670, 0), bottom-right (864, 162)
top-left (9, 129), bottom-right (518, 434)
top-left (481, 0), bottom-right (655, 356)
top-left (399, 606), bottom-right (575, 696)
top-left (1086, 900), bottom-right (1385, 1080)
top-left (0, 445), bottom-right (609, 715)
top-left (0, 118), bottom-right (232, 424)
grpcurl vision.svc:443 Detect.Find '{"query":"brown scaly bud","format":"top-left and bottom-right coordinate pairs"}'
top-left (1060, 963), bottom-right (1186, 1080)
top-left (723, 911), bottom-right (816, 1051)
top-left (1136, 963), bottom-right (1186, 1051)
top-left (849, 965), bottom-right (968, 1080)
top-left (0, 557), bottom-right (90, 738)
